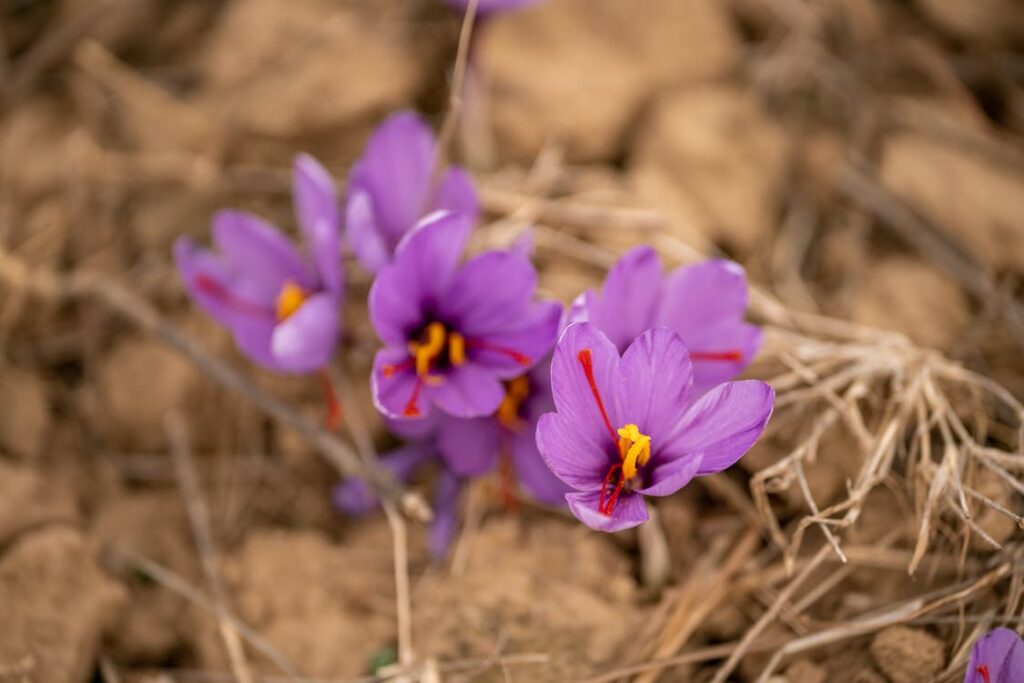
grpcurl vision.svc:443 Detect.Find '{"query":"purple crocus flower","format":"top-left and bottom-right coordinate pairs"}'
top-left (175, 154), bottom-right (342, 374)
top-left (345, 111), bottom-right (478, 273)
top-left (536, 323), bottom-right (774, 532)
top-left (572, 246), bottom-right (762, 394)
top-left (333, 441), bottom-right (464, 560)
top-left (966, 628), bottom-right (1024, 683)
top-left (369, 210), bottom-right (561, 422)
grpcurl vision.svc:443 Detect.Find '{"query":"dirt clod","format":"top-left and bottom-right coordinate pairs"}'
top-left (869, 626), bottom-right (944, 683)
top-left (0, 528), bottom-right (126, 683)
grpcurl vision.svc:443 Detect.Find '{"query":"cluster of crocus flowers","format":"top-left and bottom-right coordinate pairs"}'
top-left (176, 107), bottom-right (774, 545)
top-left (175, 154), bottom-right (342, 374)
top-left (535, 323), bottom-right (774, 531)
top-left (966, 628), bottom-right (1024, 683)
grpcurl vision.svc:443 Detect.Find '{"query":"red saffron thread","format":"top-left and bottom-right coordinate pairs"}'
top-left (382, 357), bottom-right (415, 378)
top-left (577, 349), bottom-right (618, 444)
top-left (976, 665), bottom-right (991, 683)
top-left (194, 274), bottom-right (272, 318)
top-left (466, 338), bottom-right (531, 366)
top-left (319, 371), bottom-right (342, 430)
top-left (403, 376), bottom-right (424, 417)
top-left (598, 463), bottom-right (625, 516)
top-left (690, 349), bottom-right (743, 362)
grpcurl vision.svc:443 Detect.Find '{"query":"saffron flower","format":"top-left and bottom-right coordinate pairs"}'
top-left (572, 246), bottom-right (762, 394)
top-left (369, 210), bottom-right (562, 422)
top-left (345, 111), bottom-right (478, 273)
top-left (175, 155), bottom-right (342, 373)
top-left (334, 441), bottom-right (464, 560)
top-left (536, 323), bottom-right (774, 532)
top-left (966, 628), bottom-right (1024, 683)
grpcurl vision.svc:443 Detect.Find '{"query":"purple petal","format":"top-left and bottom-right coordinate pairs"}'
top-left (582, 246), bottom-right (663, 352)
top-left (445, 0), bottom-right (540, 13)
top-left (293, 154), bottom-right (342, 294)
top-left (512, 428), bottom-right (570, 505)
top-left (368, 211), bottom-right (472, 346)
top-left (372, 347), bottom-right (434, 421)
top-left (384, 412), bottom-right (440, 442)
top-left (354, 111), bottom-right (436, 244)
top-left (429, 468), bottom-right (462, 561)
top-left (565, 490), bottom-right (648, 532)
top-left (333, 443), bottom-right (435, 515)
top-left (212, 210), bottom-right (311, 299)
top-left (175, 237), bottom-right (272, 330)
top-left (437, 415), bottom-right (500, 477)
top-left (427, 363), bottom-right (505, 418)
top-left (345, 182), bottom-right (391, 274)
top-left (967, 628), bottom-right (1024, 683)
top-left (656, 259), bottom-right (760, 389)
top-left (665, 380), bottom-right (775, 475)
top-left (637, 451), bottom-right (704, 497)
top-left (616, 328), bottom-right (694, 447)
top-left (440, 249), bottom-right (537, 335)
top-left (435, 166), bottom-right (480, 225)
top-left (548, 322), bottom-right (622, 453)
top-left (231, 318), bottom-right (279, 371)
top-left (535, 413), bottom-right (606, 491)
top-left (467, 301), bottom-right (562, 379)
top-left (269, 293), bottom-right (340, 374)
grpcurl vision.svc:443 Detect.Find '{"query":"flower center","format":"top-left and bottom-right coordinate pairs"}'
top-left (577, 349), bottom-right (653, 516)
top-left (496, 375), bottom-right (530, 431)
top-left (382, 323), bottom-right (534, 418)
top-left (275, 281), bottom-right (307, 321)
top-left (977, 665), bottom-right (991, 683)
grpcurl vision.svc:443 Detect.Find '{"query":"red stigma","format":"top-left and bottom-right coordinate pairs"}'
top-left (977, 665), bottom-right (991, 683)
top-left (403, 377), bottom-right (424, 417)
top-left (194, 274), bottom-right (271, 318)
top-left (598, 463), bottom-right (625, 516)
top-left (466, 339), bottom-right (531, 366)
top-left (383, 357), bottom-right (415, 378)
top-left (577, 349), bottom-right (618, 444)
top-left (690, 349), bottom-right (744, 362)
top-left (319, 371), bottom-right (342, 430)
top-left (499, 450), bottom-right (520, 513)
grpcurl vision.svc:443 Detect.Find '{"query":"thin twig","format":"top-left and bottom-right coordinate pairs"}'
top-left (432, 0), bottom-right (480, 184)
top-left (167, 414), bottom-right (254, 683)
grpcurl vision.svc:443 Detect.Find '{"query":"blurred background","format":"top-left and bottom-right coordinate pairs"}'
top-left (1, 1), bottom-right (1023, 682)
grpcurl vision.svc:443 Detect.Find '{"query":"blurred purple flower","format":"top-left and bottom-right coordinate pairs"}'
top-left (571, 246), bottom-right (762, 394)
top-left (175, 155), bottom-right (342, 374)
top-left (966, 628), bottom-right (1024, 683)
top-left (369, 210), bottom-right (561, 422)
top-left (417, 359), bottom-right (570, 506)
top-left (345, 111), bottom-right (478, 273)
top-left (536, 323), bottom-right (774, 532)
top-left (333, 440), bottom-right (464, 561)
top-left (444, 0), bottom-right (541, 14)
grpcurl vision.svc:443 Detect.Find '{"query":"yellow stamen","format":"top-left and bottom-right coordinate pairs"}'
top-left (616, 423), bottom-right (651, 481)
top-left (449, 332), bottom-right (467, 367)
top-left (275, 281), bottom-right (307, 321)
top-left (496, 375), bottom-right (531, 430)
top-left (408, 321), bottom-right (447, 377)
